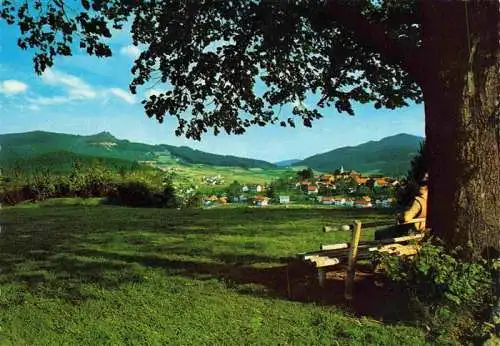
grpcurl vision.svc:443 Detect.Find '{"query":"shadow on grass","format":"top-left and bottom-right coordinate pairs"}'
top-left (0, 206), bottom-right (409, 322)
top-left (68, 248), bottom-right (413, 323)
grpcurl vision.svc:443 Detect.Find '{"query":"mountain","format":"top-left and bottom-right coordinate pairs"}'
top-left (274, 159), bottom-right (301, 167)
top-left (293, 133), bottom-right (424, 177)
top-left (0, 131), bottom-right (276, 169)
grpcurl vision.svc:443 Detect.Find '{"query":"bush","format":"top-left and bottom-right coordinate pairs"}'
top-left (377, 241), bottom-right (493, 341)
top-left (0, 187), bottom-right (33, 205)
top-left (84, 175), bottom-right (114, 197)
top-left (107, 181), bottom-right (156, 207)
top-left (182, 192), bottom-right (203, 209)
top-left (54, 182), bottom-right (72, 197)
top-left (25, 174), bottom-right (56, 201)
top-left (162, 183), bottom-right (178, 208)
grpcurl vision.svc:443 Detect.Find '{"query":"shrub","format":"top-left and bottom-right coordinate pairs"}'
top-left (1, 187), bottom-right (32, 205)
top-left (377, 241), bottom-right (493, 341)
top-left (25, 174), bottom-right (56, 201)
top-left (182, 192), bottom-right (203, 209)
top-left (54, 182), bottom-right (72, 197)
top-left (108, 181), bottom-right (155, 207)
top-left (162, 183), bottom-right (178, 208)
top-left (84, 175), bottom-right (114, 197)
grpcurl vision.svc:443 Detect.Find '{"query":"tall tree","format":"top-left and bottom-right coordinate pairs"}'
top-left (1, 0), bottom-right (498, 259)
top-left (297, 167), bottom-right (314, 181)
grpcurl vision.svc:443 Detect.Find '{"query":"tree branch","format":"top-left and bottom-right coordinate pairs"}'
top-left (323, 1), bottom-right (424, 86)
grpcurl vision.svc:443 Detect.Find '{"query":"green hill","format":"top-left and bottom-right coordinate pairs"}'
top-left (0, 151), bottom-right (149, 175)
top-left (0, 131), bottom-right (276, 169)
top-left (293, 133), bottom-right (424, 176)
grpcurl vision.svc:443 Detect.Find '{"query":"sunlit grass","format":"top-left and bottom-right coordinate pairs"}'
top-left (0, 204), bottom-right (432, 345)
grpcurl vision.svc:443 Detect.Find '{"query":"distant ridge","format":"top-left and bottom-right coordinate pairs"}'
top-left (293, 133), bottom-right (424, 176)
top-left (0, 130), bottom-right (276, 169)
top-left (274, 159), bottom-right (301, 167)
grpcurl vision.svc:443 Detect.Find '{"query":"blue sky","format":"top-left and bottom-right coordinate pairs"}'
top-left (0, 20), bottom-right (424, 162)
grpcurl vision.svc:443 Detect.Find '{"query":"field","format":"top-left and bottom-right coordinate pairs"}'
top-left (0, 202), bottom-right (433, 345)
top-left (158, 162), bottom-right (295, 187)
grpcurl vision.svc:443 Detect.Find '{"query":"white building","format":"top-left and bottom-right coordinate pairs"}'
top-left (279, 195), bottom-right (290, 204)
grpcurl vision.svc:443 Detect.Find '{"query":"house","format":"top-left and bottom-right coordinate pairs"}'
top-left (321, 196), bottom-right (335, 205)
top-left (344, 199), bottom-right (355, 207)
top-left (319, 174), bottom-right (334, 184)
top-left (298, 181), bottom-right (311, 187)
top-left (319, 196), bottom-right (346, 206)
top-left (307, 185), bottom-right (319, 194)
top-left (231, 194), bottom-right (249, 203)
top-left (241, 185), bottom-right (249, 192)
top-left (334, 197), bottom-right (346, 206)
top-left (203, 175), bottom-right (224, 185)
top-left (250, 185), bottom-right (263, 193)
top-left (352, 175), bottom-right (369, 185)
top-left (355, 199), bottom-right (373, 208)
top-left (362, 195), bottom-right (372, 202)
top-left (375, 198), bottom-right (394, 208)
top-left (390, 180), bottom-right (401, 187)
top-left (279, 195), bottom-right (290, 204)
top-left (254, 195), bottom-right (270, 206)
top-left (382, 197), bottom-right (395, 208)
top-left (203, 195), bottom-right (220, 206)
top-left (374, 178), bottom-right (390, 187)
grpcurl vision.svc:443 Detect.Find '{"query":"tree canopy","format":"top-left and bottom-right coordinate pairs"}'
top-left (1, 0), bottom-right (422, 139)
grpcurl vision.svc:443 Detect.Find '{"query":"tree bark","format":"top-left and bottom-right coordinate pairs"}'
top-left (420, 1), bottom-right (500, 260)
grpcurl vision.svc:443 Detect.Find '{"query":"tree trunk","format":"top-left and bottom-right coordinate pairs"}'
top-left (420, 1), bottom-right (500, 260)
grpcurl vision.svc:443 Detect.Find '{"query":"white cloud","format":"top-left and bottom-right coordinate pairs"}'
top-left (120, 45), bottom-right (141, 59)
top-left (0, 80), bottom-right (28, 94)
top-left (29, 69), bottom-right (135, 107)
top-left (108, 88), bottom-right (136, 104)
top-left (27, 95), bottom-right (74, 106)
top-left (41, 69), bottom-right (97, 99)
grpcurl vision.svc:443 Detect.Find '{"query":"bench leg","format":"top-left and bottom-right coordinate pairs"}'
top-left (317, 269), bottom-right (325, 288)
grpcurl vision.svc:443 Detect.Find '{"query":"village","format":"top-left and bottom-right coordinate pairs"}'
top-left (201, 166), bottom-right (400, 208)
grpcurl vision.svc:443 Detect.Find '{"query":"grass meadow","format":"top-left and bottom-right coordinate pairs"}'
top-left (0, 201), bottom-right (434, 345)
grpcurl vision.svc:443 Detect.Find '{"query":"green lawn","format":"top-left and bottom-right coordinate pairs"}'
top-left (0, 202), bottom-right (434, 345)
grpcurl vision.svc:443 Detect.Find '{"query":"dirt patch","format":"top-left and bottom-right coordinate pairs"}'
top-left (284, 261), bottom-right (412, 322)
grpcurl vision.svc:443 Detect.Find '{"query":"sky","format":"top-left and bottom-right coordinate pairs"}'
top-left (0, 19), bottom-right (425, 163)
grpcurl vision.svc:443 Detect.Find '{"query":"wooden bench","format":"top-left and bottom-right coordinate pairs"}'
top-left (297, 218), bottom-right (427, 301)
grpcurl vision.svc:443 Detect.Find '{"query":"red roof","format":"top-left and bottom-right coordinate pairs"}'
top-left (375, 178), bottom-right (389, 186)
top-left (307, 185), bottom-right (318, 191)
top-left (354, 176), bottom-right (369, 184)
